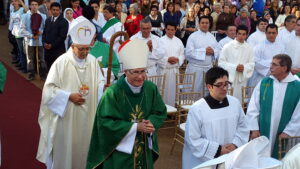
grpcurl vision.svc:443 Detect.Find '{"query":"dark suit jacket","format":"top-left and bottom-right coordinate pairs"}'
top-left (42, 14), bottom-right (69, 56)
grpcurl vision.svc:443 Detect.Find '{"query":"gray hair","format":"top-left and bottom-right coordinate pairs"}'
top-left (273, 54), bottom-right (292, 72)
top-left (130, 3), bottom-right (139, 15)
top-left (140, 18), bottom-right (152, 27)
top-left (214, 3), bottom-right (221, 8)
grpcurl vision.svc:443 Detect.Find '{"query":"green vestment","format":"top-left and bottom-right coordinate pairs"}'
top-left (86, 75), bottom-right (167, 169)
top-left (90, 41), bottom-right (120, 78)
top-left (259, 77), bottom-right (300, 158)
top-left (0, 62), bottom-right (7, 93)
top-left (101, 18), bottom-right (120, 34)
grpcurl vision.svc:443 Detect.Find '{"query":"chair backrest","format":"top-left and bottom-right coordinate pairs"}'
top-left (177, 92), bottom-right (201, 107)
top-left (176, 72), bottom-right (196, 93)
top-left (278, 136), bottom-right (300, 160)
top-left (241, 86), bottom-right (255, 110)
top-left (227, 87), bottom-right (234, 96)
top-left (147, 74), bottom-right (166, 97)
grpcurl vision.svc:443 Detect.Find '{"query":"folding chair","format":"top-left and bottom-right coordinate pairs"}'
top-left (278, 136), bottom-right (300, 160)
top-left (241, 86), bottom-right (255, 111)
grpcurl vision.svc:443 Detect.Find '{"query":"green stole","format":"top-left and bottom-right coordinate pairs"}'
top-left (0, 62), bottom-right (7, 93)
top-left (296, 72), bottom-right (300, 78)
top-left (89, 41), bottom-right (120, 78)
top-left (259, 77), bottom-right (300, 158)
top-left (101, 18), bottom-right (120, 34)
top-left (86, 75), bottom-right (167, 169)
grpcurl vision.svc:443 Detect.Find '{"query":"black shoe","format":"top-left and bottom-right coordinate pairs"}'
top-left (27, 74), bottom-right (34, 81)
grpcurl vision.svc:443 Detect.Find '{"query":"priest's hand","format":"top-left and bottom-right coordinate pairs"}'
top-left (236, 64), bottom-right (244, 72)
top-left (220, 145), bottom-right (231, 155)
top-left (168, 57), bottom-right (179, 64)
top-left (224, 144), bottom-right (237, 152)
top-left (279, 132), bottom-right (290, 139)
top-left (206, 47), bottom-right (214, 55)
top-left (137, 120), bottom-right (155, 133)
top-left (250, 130), bottom-right (260, 140)
top-left (147, 40), bottom-right (153, 52)
top-left (69, 93), bottom-right (85, 105)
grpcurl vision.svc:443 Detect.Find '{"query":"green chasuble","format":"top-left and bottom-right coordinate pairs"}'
top-left (100, 18), bottom-right (120, 34)
top-left (259, 77), bottom-right (300, 158)
top-left (90, 41), bottom-right (120, 78)
top-left (87, 75), bottom-right (167, 169)
top-left (0, 62), bottom-right (7, 93)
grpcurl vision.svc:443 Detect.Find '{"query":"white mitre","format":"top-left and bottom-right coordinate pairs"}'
top-left (68, 16), bottom-right (96, 45)
top-left (118, 39), bottom-right (149, 70)
top-left (194, 136), bottom-right (282, 169)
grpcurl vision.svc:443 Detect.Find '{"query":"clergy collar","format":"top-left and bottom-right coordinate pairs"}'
top-left (270, 72), bottom-right (297, 83)
top-left (198, 30), bottom-right (209, 35)
top-left (138, 32), bottom-right (152, 40)
top-left (125, 77), bottom-right (142, 94)
top-left (233, 39), bottom-right (245, 46)
top-left (204, 94), bottom-right (229, 109)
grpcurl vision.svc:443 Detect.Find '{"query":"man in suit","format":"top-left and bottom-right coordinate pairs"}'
top-left (43, 2), bottom-right (69, 71)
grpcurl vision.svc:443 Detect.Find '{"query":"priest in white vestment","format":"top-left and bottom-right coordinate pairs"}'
top-left (285, 18), bottom-right (300, 76)
top-left (216, 25), bottom-right (236, 57)
top-left (157, 22), bottom-right (185, 106)
top-left (246, 54), bottom-right (300, 158)
top-left (182, 67), bottom-right (249, 169)
top-left (276, 15), bottom-right (297, 45)
top-left (185, 16), bottom-right (219, 94)
top-left (248, 24), bottom-right (286, 88)
top-left (130, 18), bottom-right (165, 76)
top-left (36, 16), bottom-right (105, 169)
top-left (218, 25), bottom-right (254, 101)
top-left (247, 18), bottom-right (268, 47)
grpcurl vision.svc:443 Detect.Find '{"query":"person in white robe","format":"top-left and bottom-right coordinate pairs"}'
top-left (182, 67), bottom-right (249, 169)
top-left (158, 22), bottom-right (185, 106)
top-left (247, 18), bottom-right (268, 47)
top-left (216, 25), bottom-right (236, 57)
top-left (218, 25), bottom-right (254, 101)
top-left (130, 18), bottom-right (165, 76)
top-left (248, 24), bottom-right (286, 88)
top-left (285, 18), bottom-right (300, 77)
top-left (185, 16), bottom-right (219, 94)
top-left (102, 5), bottom-right (123, 55)
top-left (246, 54), bottom-right (300, 158)
top-left (36, 16), bottom-right (105, 169)
top-left (276, 15), bottom-right (296, 45)
top-left (280, 143), bottom-right (300, 169)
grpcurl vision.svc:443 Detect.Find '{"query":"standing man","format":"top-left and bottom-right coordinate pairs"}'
top-left (130, 18), bottom-right (165, 76)
top-left (248, 24), bottom-right (285, 87)
top-left (285, 18), bottom-right (300, 77)
top-left (43, 2), bottom-right (69, 71)
top-left (182, 67), bottom-right (249, 169)
top-left (20, 0), bottom-right (47, 81)
top-left (36, 16), bottom-right (105, 169)
top-left (246, 54), bottom-right (300, 158)
top-left (276, 15), bottom-right (297, 45)
top-left (247, 18), bottom-right (268, 47)
top-left (158, 22), bottom-right (184, 106)
top-left (219, 25), bottom-right (254, 101)
top-left (86, 39), bottom-right (167, 169)
top-left (217, 25), bottom-right (236, 53)
top-left (185, 16), bottom-right (219, 93)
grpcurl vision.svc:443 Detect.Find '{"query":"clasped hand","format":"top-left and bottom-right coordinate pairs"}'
top-left (69, 93), bottom-right (85, 105)
top-left (137, 120), bottom-right (155, 134)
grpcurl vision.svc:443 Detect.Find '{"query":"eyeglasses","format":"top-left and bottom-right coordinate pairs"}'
top-left (75, 46), bottom-right (91, 52)
top-left (212, 81), bottom-right (232, 89)
top-left (270, 62), bottom-right (281, 67)
top-left (128, 69), bottom-right (148, 75)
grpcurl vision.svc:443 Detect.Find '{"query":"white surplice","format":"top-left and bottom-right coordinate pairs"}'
top-left (185, 30), bottom-right (219, 93)
top-left (182, 96), bottom-right (249, 169)
top-left (247, 29), bottom-right (266, 47)
top-left (36, 48), bottom-right (105, 169)
top-left (157, 35), bottom-right (184, 106)
top-left (248, 39), bottom-right (285, 87)
top-left (276, 27), bottom-right (295, 45)
top-left (218, 39), bottom-right (254, 101)
top-left (102, 17), bottom-right (123, 55)
top-left (246, 73), bottom-right (300, 154)
top-left (285, 35), bottom-right (300, 69)
top-left (280, 143), bottom-right (300, 169)
top-left (130, 32), bottom-right (165, 76)
top-left (216, 36), bottom-right (234, 58)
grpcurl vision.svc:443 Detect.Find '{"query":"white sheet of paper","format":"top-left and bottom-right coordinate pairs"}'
top-left (194, 48), bottom-right (206, 61)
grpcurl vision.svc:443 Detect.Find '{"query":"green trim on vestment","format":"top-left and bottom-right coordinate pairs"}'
top-left (100, 18), bottom-right (120, 34)
top-left (259, 77), bottom-right (300, 158)
top-left (296, 72), bottom-right (300, 78)
top-left (0, 62), bottom-right (7, 93)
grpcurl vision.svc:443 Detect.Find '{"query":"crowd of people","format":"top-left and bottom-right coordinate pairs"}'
top-left (2, 0), bottom-right (300, 168)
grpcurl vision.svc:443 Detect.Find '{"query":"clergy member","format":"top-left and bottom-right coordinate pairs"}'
top-left (217, 25), bottom-right (236, 55)
top-left (185, 16), bottom-right (219, 93)
top-left (246, 54), bottom-right (300, 158)
top-left (276, 15), bottom-right (296, 45)
top-left (130, 18), bottom-right (165, 76)
top-left (247, 18), bottom-right (268, 47)
top-left (182, 67), bottom-right (249, 169)
top-left (0, 62), bottom-right (7, 93)
top-left (86, 39), bottom-right (167, 169)
top-left (36, 16), bottom-right (105, 169)
top-left (248, 24), bottom-right (285, 87)
top-left (158, 22), bottom-right (185, 106)
top-left (218, 25), bottom-right (254, 101)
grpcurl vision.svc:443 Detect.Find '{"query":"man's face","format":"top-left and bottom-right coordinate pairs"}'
top-left (51, 6), bottom-right (60, 17)
top-left (30, 1), bottom-right (39, 12)
top-left (141, 22), bottom-right (151, 38)
top-left (166, 25), bottom-right (176, 38)
top-left (91, 3), bottom-right (99, 13)
top-left (116, 3), bottom-right (122, 12)
top-left (223, 6), bottom-right (230, 13)
top-left (295, 19), bottom-right (300, 36)
top-left (72, 44), bottom-right (91, 59)
top-left (199, 18), bottom-right (210, 32)
top-left (236, 30), bottom-right (247, 43)
top-left (226, 26), bottom-right (236, 39)
top-left (258, 21), bottom-right (268, 32)
top-left (103, 9), bottom-right (113, 21)
top-left (125, 68), bottom-right (147, 87)
top-left (286, 18), bottom-right (297, 31)
top-left (266, 27), bottom-right (278, 42)
top-left (270, 58), bottom-right (287, 78)
top-left (207, 75), bottom-right (229, 101)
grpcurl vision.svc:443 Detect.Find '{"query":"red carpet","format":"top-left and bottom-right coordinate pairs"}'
top-left (0, 64), bottom-right (45, 169)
